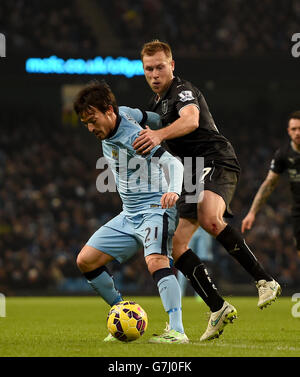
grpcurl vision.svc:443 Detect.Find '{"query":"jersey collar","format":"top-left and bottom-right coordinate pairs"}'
top-left (155, 77), bottom-right (178, 103)
top-left (106, 113), bottom-right (121, 139)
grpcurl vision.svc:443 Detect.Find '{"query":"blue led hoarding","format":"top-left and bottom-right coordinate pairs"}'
top-left (25, 55), bottom-right (144, 78)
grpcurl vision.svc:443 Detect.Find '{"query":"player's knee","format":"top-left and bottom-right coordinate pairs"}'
top-left (76, 248), bottom-right (100, 272)
top-left (76, 252), bottom-right (89, 272)
top-left (199, 216), bottom-right (225, 237)
top-left (145, 254), bottom-right (169, 275)
top-left (77, 245), bottom-right (112, 273)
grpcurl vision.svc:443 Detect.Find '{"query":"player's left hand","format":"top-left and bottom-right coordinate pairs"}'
top-left (132, 126), bottom-right (162, 155)
top-left (160, 192), bottom-right (179, 209)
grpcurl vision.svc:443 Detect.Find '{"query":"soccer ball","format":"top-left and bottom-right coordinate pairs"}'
top-left (106, 301), bottom-right (148, 342)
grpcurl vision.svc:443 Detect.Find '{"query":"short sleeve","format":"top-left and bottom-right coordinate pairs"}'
top-left (270, 148), bottom-right (287, 174)
top-left (175, 84), bottom-right (200, 114)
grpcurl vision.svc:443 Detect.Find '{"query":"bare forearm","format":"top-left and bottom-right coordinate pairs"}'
top-left (132, 105), bottom-right (199, 155)
top-left (159, 116), bottom-right (198, 141)
top-left (249, 180), bottom-right (277, 214)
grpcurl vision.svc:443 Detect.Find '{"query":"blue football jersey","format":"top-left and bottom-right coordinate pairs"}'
top-left (119, 106), bottom-right (162, 130)
top-left (101, 107), bottom-right (176, 214)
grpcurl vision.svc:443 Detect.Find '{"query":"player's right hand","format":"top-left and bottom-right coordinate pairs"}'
top-left (160, 192), bottom-right (179, 209)
top-left (132, 126), bottom-right (162, 155)
top-left (241, 212), bottom-right (255, 233)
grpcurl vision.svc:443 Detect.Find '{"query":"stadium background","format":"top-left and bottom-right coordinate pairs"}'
top-left (0, 0), bottom-right (299, 298)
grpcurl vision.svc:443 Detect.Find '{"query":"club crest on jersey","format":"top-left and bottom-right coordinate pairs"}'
top-left (178, 90), bottom-right (194, 102)
top-left (161, 100), bottom-right (168, 114)
top-left (111, 148), bottom-right (118, 160)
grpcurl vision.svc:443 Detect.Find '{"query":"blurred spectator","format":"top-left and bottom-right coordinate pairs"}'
top-left (0, 111), bottom-right (120, 294)
top-left (0, 0), bottom-right (96, 55)
top-left (102, 0), bottom-right (297, 56)
top-left (1, 0), bottom-right (297, 57)
top-left (1, 102), bottom-right (299, 296)
top-left (1, 0), bottom-right (299, 296)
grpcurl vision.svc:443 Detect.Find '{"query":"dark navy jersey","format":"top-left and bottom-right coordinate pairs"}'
top-left (147, 76), bottom-right (240, 173)
top-left (270, 142), bottom-right (300, 212)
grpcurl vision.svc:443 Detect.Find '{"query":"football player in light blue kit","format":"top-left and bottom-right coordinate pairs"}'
top-left (73, 80), bottom-right (188, 344)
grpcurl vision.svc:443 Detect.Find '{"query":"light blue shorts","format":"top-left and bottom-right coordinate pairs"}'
top-left (86, 208), bottom-right (178, 263)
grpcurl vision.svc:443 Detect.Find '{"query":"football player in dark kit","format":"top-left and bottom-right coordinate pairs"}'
top-left (242, 110), bottom-right (300, 257)
top-left (132, 40), bottom-right (281, 341)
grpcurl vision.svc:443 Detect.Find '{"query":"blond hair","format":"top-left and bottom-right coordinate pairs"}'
top-left (141, 39), bottom-right (173, 61)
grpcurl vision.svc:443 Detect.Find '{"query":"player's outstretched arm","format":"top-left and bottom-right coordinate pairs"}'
top-left (241, 170), bottom-right (280, 233)
top-left (133, 105), bottom-right (199, 155)
top-left (133, 125), bottom-right (164, 155)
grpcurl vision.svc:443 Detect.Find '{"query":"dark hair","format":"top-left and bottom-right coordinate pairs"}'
top-left (73, 80), bottom-right (118, 116)
top-left (288, 110), bottom-right (300, 122)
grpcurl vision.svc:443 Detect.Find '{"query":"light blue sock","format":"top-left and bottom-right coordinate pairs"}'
top-left (177, 270), bottom-right (187, 296)
top-left (85, 268), bottom-right (123, 306)
top-left (157, 274), bottom-right (184, 334)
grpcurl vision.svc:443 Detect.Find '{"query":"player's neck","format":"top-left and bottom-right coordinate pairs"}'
top-left (155, 77), bottom-right (175, 103)
top-left (291, 141), bottom-right (300, 153)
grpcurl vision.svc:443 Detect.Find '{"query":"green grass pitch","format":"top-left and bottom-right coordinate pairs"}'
top-left (0, 296), bottom-right (299, 357)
